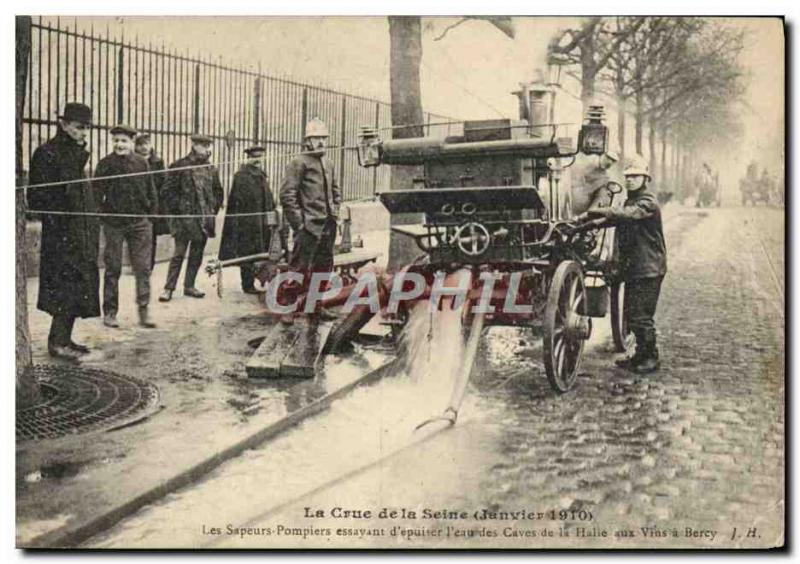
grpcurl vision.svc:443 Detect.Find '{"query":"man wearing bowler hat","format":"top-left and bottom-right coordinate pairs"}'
top-left (94, 124), bottom-right (159, 328)
top-left (219, 145), bottom-right (279, 294)
top-left (28, 102), bottom-right (100, 359)
top-left (159, 134), bottom-right (224, 301)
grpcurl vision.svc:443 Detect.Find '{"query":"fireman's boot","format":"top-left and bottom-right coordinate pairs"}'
top-left (615, 330), bottom-right (644, 369)
top-left (632, 334), bottom-right (661, 374)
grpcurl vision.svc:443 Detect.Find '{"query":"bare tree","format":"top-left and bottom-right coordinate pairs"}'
top-left (16, 16), bottom-right (37, 407)
top-left (548, 17), bottom-right (644, 115)
top-left (386, 16), bottom-right (515, 268)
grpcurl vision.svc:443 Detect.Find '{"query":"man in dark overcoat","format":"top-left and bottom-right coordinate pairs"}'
top-left (134, 133), bottom-right (167, 271)
top-left (28, 102), bottom-right (100, 360)
top-left (159, 134), bottom-right (224, 301)
top-left (219, 145), bottom-right (276, 294)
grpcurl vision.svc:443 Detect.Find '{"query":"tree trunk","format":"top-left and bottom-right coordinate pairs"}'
top-left (634, 90), bottom-right (644, 155)
top-left (387, 16), bottom-right (425, 270)
top-left (675, 142), bottom-right (682, 200)
top-left (660, 126), bottom-right (668, 192)
top-left (616, 93), bottom-right (626, 163)
top-left (672, 134), bottom-right (679, 196)
top-left (648, 114), bottom-right (657, 188)
top-left (16, 16), bottom-right (37, 408)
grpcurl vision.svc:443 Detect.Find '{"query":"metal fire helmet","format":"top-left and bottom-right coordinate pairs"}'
top-left (624, 154), bottom-right (651, 179)
top-left (578, 105), bottom-right (608, 156)
top-left (305, 117), bottom-right (330, 138)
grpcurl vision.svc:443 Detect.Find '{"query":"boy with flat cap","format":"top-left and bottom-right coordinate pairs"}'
top-left (28, 102), bottom-right (101, 359)
top-left (159, 134), bottom-right (224, 301)
top-left (219, 145), bottom-right (278, 294)
top-left (94, 124), bottom-right (159, 329)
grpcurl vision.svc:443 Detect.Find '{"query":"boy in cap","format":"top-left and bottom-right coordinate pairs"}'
top-left (28, 102), bottom-right (101, 359)
top-left (577, 154), bottom-right (667, 374)
top-left (159, 134), bottom-right (224, 301)
top-left (219, 145), bottom-right (277, 294)
top-left (94, 124), bottom-right (159, 328)
top-left (134, 133), bottom-right (167, 270)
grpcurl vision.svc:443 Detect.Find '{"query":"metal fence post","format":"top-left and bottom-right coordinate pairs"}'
top-left (372, 101), bottom-right (380, 195)
top-left (300, 87), bottom-right (308, 138)
top-left (253, 77), bottom-right (261, 143)
top-left (193, 63), bottom-right (200, 134)
top-left (116, 46), bottom-right (124, 123)
top-left (339, 95), bottom-right (346, 190)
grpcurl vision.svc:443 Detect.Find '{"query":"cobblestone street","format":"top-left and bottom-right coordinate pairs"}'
top-left (86, 205), bottom-right (784, 549)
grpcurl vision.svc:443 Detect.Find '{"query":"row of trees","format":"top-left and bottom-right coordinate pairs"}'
top-left (548, 17), bottom-right (746, 194)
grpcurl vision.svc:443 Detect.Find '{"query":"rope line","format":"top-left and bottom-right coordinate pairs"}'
top-left (17, 144), bottom-right (364, 192)
top-left (26, 209), bottom-right (283, 219)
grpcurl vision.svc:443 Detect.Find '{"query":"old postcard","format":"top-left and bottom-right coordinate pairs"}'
top-left (14, 15), bottom-right (785, 549)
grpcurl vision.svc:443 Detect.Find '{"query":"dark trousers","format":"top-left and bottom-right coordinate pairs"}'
top-left (165, 235), bottom-right (207, 290)
top-left (150, 234), bottom-right (162, 272)
top-left (289, 220), bottom-right (336, 273)
top-left (285, 219), bottom-right (337, 308)
top-left (103, 220), bottom-right (153, 316)
top-left (240, 264), bottom-right (256, 291)
top-left (624, 275), bottom-right (664, 352)
top-left (48, 315), bottom-right (76, 347)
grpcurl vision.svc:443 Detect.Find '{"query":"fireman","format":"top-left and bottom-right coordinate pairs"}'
top-left (578, 154), bottom-right (667, 373)
top-left (279, 117), bottom-right (342, 322)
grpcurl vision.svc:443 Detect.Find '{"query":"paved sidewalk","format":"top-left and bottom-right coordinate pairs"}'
top-left (16, 231), bottom-right (391, 547)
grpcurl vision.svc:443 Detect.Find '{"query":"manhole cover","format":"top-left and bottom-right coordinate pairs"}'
top-left (16, 365), bottom-right (160, 442)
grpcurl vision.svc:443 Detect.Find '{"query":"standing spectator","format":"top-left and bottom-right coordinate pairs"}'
top-left (159, 134), bottom-right (224, 301)
top-left (279, 118), bottom-right (341, 323)
top-left (134, 133), bottom-right (167, 270)
top-left (219, 145), bottom-right (276, 294)
top-left (95, 124), bottom-right (158, 328)
top-left (28, 102), bottom-right (100, 359)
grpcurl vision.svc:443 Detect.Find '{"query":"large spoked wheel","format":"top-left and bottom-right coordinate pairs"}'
top-left (543, 261), bottom-right (591, 393)
top-left (610, 281), bottom-right (635, 353)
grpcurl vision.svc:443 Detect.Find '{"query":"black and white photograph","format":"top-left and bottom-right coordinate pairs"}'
top-left (12, 13), bottom-right (785, 550)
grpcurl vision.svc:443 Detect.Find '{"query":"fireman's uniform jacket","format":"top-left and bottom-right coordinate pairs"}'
top-left (599, 187), bottom-right (667, 281)
top-left (279, 154), bottom-right (341, 238)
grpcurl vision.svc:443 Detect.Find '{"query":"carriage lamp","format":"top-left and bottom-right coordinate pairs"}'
top-left (578, 105), bottom-right (608, 156)
top-left (357, 126), bottom-right (381, 167)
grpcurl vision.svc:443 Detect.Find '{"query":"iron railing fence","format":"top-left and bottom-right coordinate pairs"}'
top-left (23, 16), bottom-right (462, 203)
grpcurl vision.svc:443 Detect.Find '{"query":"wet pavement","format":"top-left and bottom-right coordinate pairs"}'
top-left (16, 231), bottom-right (392, 546)
top-left (82, 205), bottom-right (784, 549)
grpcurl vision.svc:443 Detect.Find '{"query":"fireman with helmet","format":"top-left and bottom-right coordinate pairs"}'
top-left (577, 154), bottom-right (668, 374)
top-left (279, 117), bottom-right (342, 322)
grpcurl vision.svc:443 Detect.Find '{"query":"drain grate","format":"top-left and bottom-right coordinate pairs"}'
top-left (16, 364), bottom-right (160, 442)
